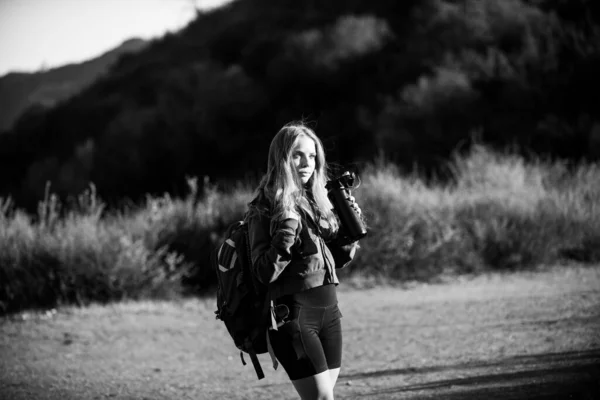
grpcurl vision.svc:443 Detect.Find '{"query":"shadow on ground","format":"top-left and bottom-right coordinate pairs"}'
top-left (339, 349), bottom-right (600, 399)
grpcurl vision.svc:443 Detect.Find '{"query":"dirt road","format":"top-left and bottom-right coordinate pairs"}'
top-left (1, 266), bottom-right (599, 399)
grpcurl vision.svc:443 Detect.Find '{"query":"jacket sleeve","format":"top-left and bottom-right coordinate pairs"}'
top-left (248, 210), bottom-right (300, 284)
top-left (326, 236), bottom-right (359, 269)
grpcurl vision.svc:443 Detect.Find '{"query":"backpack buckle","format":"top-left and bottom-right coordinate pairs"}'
top-left (273, 304), bottom-right (289, 328)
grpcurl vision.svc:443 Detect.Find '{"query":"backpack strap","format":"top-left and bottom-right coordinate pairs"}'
top-left (266, 290), bottom-right (279, 370)
top-left (243, 199), bottom-right (280, 376)
top-left (266, 328), bottom-right (279, 371)
top-left (240, 294), bottom-right (278, 379)
top-left (241, 338), bottom-right (265, 380)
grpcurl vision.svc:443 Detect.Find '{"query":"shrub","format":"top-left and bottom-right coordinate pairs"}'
top-left (340, 145), bottom-right (600, 281)
top-left (0, 179), bottom-right (254, 314)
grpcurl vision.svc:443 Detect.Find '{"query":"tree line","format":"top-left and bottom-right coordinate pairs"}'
top-left (1, 0), bottom-right (598, 210)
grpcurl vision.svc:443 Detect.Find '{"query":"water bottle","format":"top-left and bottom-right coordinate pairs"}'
top-left (326, 171), bottom-right (367, 242)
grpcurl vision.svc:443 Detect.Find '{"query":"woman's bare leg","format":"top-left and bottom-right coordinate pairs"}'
top-left (291, 370), bottom-right (334, 400)
top-left (328, 367), bottom-right (341, 388)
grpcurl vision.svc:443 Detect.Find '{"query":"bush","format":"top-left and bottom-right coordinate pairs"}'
top-left (0, 179), bottom-right (254, 314)
top-left (287, 14), bottom-right (393, 71)
top-left (341, 145), bottom-right (600, 280)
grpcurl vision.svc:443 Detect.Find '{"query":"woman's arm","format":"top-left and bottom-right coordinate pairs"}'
top-left (326, 236), bottom-right (359, 269)
top-left (247, 210), bottom-right (300, 284)
top-left (327, 193), bottom-right (362, 268)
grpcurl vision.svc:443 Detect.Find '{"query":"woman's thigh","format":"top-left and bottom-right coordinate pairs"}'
top-left (269, 305), bottom-right (330, 379)
top-left (319, 304), bottom-right (343, 370)
top-left (269, 303), bottom-right (343, 381)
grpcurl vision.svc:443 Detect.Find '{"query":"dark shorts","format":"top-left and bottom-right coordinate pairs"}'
top-left (268, 284), bottom-right (343, 381)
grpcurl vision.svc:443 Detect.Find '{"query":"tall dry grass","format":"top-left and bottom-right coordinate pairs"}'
top-left (348, 145), bottom-right (600, 281)
top-left (0, 178), bottom-right (254, 314)
top-left (1, 146), bottom-right (599, 314)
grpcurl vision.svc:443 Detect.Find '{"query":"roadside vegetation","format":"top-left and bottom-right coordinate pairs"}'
top-left (2, 145), bottom-right (599, 314)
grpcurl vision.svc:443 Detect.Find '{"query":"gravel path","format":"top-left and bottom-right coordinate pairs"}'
top-left (1, 266), bottom-right (599, 399)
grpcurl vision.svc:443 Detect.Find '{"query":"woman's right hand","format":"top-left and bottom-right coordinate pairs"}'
top-left (346, 195), bottom-right (362, 217)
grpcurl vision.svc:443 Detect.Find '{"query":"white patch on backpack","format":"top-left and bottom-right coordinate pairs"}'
top-left (218, 240), bottom-right (238, 272)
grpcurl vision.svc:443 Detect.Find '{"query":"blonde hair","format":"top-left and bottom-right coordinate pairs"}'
top-left (256, 122), bottom-right (339, 234)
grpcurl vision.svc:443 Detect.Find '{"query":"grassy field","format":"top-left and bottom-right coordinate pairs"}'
top-left (1, 265), bottom-right (599, 400)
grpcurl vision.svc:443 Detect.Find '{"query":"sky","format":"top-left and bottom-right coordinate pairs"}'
top-left (0, 0), bottom-right (232, 76)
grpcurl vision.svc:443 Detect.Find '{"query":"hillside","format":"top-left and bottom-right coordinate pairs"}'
top-left (0, 0), bottom-right (599, 209)
top-left (0, 38), bottom-right (148, 132)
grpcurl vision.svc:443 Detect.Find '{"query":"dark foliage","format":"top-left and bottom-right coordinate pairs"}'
top-left (1, 0), bottom-right (599, 210)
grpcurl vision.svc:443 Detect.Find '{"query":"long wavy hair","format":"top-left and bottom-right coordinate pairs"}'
top-left (254, 122), bottom-right (339, 234)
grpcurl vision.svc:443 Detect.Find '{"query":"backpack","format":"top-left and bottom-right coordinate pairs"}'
top-left (212, 215), bottom-right (275, 380)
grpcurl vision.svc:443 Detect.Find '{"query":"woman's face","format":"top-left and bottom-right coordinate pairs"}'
top-left (291, 135), bottom-right (317, 185)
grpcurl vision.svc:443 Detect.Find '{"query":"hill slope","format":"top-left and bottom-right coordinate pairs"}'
top-left (0, 38), bottom-right (149, 132)
top-left (0, 0), bottom-right (598, 209)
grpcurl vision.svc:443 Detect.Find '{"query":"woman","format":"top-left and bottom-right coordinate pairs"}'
top-left (247, 122), bottom-right (361, 400)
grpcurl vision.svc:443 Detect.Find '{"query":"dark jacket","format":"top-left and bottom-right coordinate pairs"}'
top-left (247, 190), bottom-right (358, 299)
